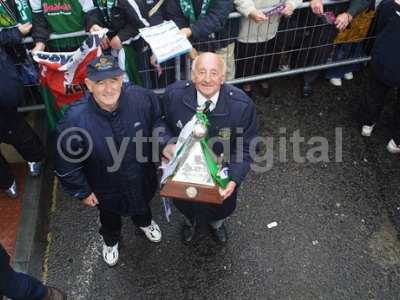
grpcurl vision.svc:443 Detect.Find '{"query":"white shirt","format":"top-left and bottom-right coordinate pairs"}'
top-left (197, 91), bottom-right (220, 112)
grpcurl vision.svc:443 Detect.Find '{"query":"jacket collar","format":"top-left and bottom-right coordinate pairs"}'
top-left (182, 84), bottom-right (229, 116)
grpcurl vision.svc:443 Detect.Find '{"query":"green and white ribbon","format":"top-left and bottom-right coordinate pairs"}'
top-left (196, 111), bottom-right (229, 188)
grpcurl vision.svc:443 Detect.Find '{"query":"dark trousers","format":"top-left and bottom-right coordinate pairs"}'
top-left (98, 208), bottom-right (152, 246)
top-left (360, 73), bottom-right (400, 143)
top-left (0, 114), bottom-right (44, 189)
top-left (0, 245), bottom-right (46, 300)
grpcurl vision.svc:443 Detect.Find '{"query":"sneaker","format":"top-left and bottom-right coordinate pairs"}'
top-left (27, 161), bottom-right (42, 177)
top-left (361, 124), bottom-right (375, 137)
top-left (5, 180), bottom-right (18, 198)
top-left (329, 78), bottom-right (342, 87)
top-left (344, 72), bottom-right (354, 80)
top-left (140, 220), bottom-right (162, 243)
top-left (387, 139), bottom-right (400, 154)
top-left (102, 243), bottom-right (119, 267)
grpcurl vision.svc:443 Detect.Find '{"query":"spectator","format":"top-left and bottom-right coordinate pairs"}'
top-left (93, 0), bottom-right (165, 87)
top-left (29, 0), bottom-right (103, 52)
top-left (360, 0), bottom-right (400, 153)
top-left (0, 0), bottom-right (44, 198)
top-left (163, 0), bottom-right (238, 80)
top-left (234, 0), bottom-right (302, 97)
top-left (300, 0), bottom-right (369, 97)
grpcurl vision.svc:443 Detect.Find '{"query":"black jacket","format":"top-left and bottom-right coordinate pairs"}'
top-left (163, 0), bottom-right (238, 51)
top-left (0, 1), bottom-right (25, 131)
top-left (371, 0), bottom-right (400, 87)
top-left (55, 84), bottom-right (169, 215)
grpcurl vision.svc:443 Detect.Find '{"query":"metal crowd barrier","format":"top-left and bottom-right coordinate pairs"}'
top-left (17, 0), bottom-right (374, 112)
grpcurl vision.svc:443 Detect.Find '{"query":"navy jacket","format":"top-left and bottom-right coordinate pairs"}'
top-left (371, 0), bottom-right (400, 87)
top-left (55, 84), bottom-right (168, 216)
top-left (163, 0), bottom-right (238, 51)
top-left (162, 81), bottom-right (257, 218)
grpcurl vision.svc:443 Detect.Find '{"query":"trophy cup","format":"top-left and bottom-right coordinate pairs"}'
top-left (160, 109), bottom-right (229, 204)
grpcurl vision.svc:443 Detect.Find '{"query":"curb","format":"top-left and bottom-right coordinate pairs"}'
top-left (12, 112), bottom-right (47, 273)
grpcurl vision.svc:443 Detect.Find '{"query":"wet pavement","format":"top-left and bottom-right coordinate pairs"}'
top-left (33, 69), bottom-right (400, 299)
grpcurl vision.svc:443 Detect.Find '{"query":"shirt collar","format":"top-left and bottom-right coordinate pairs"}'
top-left (197, 91), bottom-right (220, 112)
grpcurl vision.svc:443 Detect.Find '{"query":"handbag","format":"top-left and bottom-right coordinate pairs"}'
top-left (334, 10), bottom-right (376, 44)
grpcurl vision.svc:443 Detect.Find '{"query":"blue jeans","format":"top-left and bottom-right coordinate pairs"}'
top-left (0, 245), bottom-right (47, 300)
top-left (326, 42), bottom-right (364, 79)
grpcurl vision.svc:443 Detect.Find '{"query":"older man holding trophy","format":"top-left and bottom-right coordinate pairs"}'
top-left (161, 52), bottom-right (257, 244)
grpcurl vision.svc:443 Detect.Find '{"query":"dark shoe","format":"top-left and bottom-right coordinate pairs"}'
top-left (301, 82), bottom-right (313, 98)
top-left (44, 286), bottom-right (67, 300)
top-left (211, 224), bottom-right (228, 244)
top-left (258, 81), bottom-right (271, 98)
top-left (182, 223), bottom-right (196, 244)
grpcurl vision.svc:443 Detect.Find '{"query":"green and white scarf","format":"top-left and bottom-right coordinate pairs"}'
top-left (97, 0), bottom-right (114, 25)
top-left (179, 0), bottom-right (211, 24)
top-left (0, 0), bottom-right (31, 27)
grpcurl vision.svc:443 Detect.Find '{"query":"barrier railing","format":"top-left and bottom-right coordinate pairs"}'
top-left (16, 0), bottom-right (374, 112)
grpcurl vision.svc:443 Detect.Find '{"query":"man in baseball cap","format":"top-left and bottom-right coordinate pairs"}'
top-left (55, 54), bottom-right (170, 267)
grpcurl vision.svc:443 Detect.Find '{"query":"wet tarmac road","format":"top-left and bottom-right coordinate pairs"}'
top-left (36, 70), bottom-right (400, 299)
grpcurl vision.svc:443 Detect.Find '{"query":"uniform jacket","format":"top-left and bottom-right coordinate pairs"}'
top-left (371, 0), bottom-right (400, 87)
top-left (55, 84), bottom-right (168, 216)
top-left (162, 80), bottom-right (257, 218)
top-left (163, 0), bottom-right (238, 51)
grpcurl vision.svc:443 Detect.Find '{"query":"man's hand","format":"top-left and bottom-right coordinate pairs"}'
top-left (189, 47), bottom-right (198, 60)
top-left (219, 181), bottom-right (237, 200)
top-left (282, 3), bottom-right (294, 17)
top-left (18, 23), bottom-right (32, 36)
top-left (82, 193), bottom-right (99, 207)
top-left (335, 13), bottom-right (352, 31)
top-left (89, 24), bottom-right (103, 33)
top-left (32, 42), bottom-right (45, 53)
top-left (249, 9), bottom-right (268, 23)
top-left (162, 144), bottom-right (176, 162)
top-left (100, 36), bottom-right (110, 49)
top-left (110, 35), bottom-right (122, 49)
top-left (180, 27), bottom-right (192, 38)
top-left (310, 0), bottom-right (323, 15)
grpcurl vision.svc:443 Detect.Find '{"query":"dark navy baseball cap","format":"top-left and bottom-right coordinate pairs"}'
top-left (87, 55), bottom-right (124, 81)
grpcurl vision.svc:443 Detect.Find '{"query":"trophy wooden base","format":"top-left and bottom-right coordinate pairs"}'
top-left (160, 179), bottom-right (223, 204)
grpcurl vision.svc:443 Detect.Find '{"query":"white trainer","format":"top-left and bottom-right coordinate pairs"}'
top-left (102, 243), bottom-right (119, 267)
top-left (361, 124), bottom-right (375, 137)
top-left (344, 72), bottom-right (354, 80)
top-left (387, 139), bottom-right (400, 154)
top-left (329, 78), bottom-right (342, 87)
top-left (140, 220), bottom-right (162, 243)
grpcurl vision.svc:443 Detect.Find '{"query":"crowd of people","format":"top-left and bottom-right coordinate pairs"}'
top-left (0, 0), bottom-right (399, 298)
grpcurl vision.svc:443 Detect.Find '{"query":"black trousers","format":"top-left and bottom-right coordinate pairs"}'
top-left (360, 73), bottom-right (400, 143)
top-left (98, 208), bottom-right (152, 246)
top-left (0, 114), bottom-right (44, 189)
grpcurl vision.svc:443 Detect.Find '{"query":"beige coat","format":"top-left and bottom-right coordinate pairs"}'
top-left (234, 0), bottom-right (302, 43)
